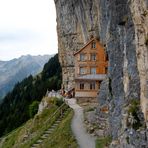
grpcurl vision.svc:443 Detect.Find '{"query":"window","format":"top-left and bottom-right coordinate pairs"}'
top-left (80, 67), bottom-right (85, 74)
top-left (90, 82), bottom-right (95, 90)
top-left (91, 67), bottom-right (96, 74)
top-left (92, 42), bottom-right (96, 48)
top-left (91, 53), bottom-right (96, 61)
top-left (80, 53), bottom-right (85, 61)
top-left (105, 67), bottom-right (108, 73)
top-left (80, 83), bottom-right (84, 90)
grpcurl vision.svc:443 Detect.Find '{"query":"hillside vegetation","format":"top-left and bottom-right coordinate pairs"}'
top-left (0, 100), bottom-right (77, 148)
top-left (0, 54), bottom-right (62, 137)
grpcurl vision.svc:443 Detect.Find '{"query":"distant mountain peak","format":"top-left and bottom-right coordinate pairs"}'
top-left (0, 54), bottom-right (54, 100)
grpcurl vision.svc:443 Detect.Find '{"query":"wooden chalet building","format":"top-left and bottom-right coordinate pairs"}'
top-left (74, 37), bottom-right (108, 102)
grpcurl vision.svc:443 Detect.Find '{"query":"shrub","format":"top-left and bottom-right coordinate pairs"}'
top-left (49, 97), bottom-right (64, 107)
top-left (128, 100), bottom-right (142, 130)
top-left (126, 136), bottom-right (129, 144)
top-left (29, 101), bottom-right (40, 118)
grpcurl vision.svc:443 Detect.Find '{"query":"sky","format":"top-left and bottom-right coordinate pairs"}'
top-left (0, 0), bottom-right (58, 61)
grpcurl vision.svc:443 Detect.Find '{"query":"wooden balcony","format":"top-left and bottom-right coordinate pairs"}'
top-left (75, 74), bottom-right (106, 81)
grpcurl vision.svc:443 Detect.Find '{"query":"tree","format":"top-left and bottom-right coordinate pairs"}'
top-left (0, 54), bottom-right (62, 137)
top-left (29, 101), bottom-right (39, 118)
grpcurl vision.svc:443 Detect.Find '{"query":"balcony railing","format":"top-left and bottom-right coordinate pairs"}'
top-left (75, 74), bottom-right (107, 80)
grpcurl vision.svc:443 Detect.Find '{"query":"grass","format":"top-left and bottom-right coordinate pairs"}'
top-left (96, 136), bottom-right (112, 148)
top-left (0, 127), bottom-right (22, 148)
top-left (41, 109), bottom-right (78, 148)
top-left (0, 105), bottom-right (58, 148)
top-left (0, 103), bottom-right (77, 148)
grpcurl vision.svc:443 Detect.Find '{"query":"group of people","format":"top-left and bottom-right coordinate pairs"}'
top-left (61, 88), bottom-right (75, 98)
top-left (46, 87), bottom-right (75, 99)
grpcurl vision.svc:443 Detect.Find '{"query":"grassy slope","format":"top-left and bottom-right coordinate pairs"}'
top-left (41, 110), bottom-right (77, 148)
top-left (0, 54), bottom-right (62, 137)
top-left (0, 104), bottom-right (77, 148)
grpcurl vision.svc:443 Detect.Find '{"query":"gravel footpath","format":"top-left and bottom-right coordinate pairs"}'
top-left (65, 98), bottom-right (96, 148)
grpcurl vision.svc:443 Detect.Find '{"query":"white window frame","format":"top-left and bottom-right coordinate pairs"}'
top-left (80, 53), bottom-right (85, 61)
top-left (80, 67), bottom-right (85, 74)
top-left (80, 83), bottom-right (84, 90)
top-left (91, 53), bottom-right (96, 61)
top-left (90, 67), bottom-right (96, 74)
top-left (92, 42), bottom-right (96, 48)
top-left (90, 82), bottom-right (96, 90)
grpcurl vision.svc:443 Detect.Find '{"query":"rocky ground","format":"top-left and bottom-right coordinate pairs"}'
top-left (80, 102), bottom-right (109, 138)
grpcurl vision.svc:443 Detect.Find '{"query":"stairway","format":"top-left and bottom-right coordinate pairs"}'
top-left (31, 110), bottom-right (68, 148)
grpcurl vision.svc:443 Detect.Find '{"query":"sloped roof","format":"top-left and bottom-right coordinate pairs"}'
top-left (74, 38), bottom-right (98, 56)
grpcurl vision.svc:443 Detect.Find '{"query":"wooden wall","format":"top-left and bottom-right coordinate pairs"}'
top-left (74, 38), bottom-right (108, 77)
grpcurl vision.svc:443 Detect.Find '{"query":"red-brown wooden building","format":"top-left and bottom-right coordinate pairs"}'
top-left (74, 37), bottom-right (108, 102)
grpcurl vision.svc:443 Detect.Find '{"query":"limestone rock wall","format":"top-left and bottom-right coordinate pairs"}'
top-left (54, 0), bottom-right (100, 90)
top-left (130, 0), bottom-right (148, 121)
top-left (54, 0), bottom-right (148, 146)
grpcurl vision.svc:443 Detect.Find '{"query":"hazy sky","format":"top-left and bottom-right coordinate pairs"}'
top-left (0, 0), bottom-right (58, 61)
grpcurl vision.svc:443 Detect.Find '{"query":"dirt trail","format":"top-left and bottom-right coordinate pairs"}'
top-left (65, 98), bottom-right (96, 148)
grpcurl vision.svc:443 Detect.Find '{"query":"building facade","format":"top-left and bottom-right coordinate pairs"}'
top-left (74, 38), bottom-right (108, 102)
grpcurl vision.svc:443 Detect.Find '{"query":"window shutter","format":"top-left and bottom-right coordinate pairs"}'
top-left (87, 68), bottom-right (90, 74)
top-left (78, 67), bottom-right (80, 74)
top-left (88, 54), bottom-right (91, 61)
top-left (85, 54), bottom-right (87, 61)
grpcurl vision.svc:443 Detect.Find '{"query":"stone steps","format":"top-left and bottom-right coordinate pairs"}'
top-left (36, 139), bottom-right (43, 144)
top-left (31, 143), bottom-right (40, 148)
top-left (31, 109), bottom-right (68, 148)
top-left (41, 135), bottom-right (48, 139)
top-left (44, 129), bottom-right (54, 134)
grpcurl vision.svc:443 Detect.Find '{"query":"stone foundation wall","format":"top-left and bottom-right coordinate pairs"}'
top-left (76, 97), bottom-right (97, 104)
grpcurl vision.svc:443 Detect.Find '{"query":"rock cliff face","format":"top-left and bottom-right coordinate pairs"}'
top-left (54, 0), bottom-right (148, 147)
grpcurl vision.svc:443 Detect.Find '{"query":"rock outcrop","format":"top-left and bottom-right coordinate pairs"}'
top-left (54, 0), bottom-right (148, 147)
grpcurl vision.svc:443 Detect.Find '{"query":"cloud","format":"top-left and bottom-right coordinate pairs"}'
top-left (0, 0), bottom-right (58, 60)
top-left (0, 29), bottom-right (46, 43)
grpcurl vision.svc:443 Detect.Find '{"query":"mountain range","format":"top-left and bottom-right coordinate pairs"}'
top-left (0, 54), bottom-right (62, 137)
top-left (0, 54), bottom-right (53, 100)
